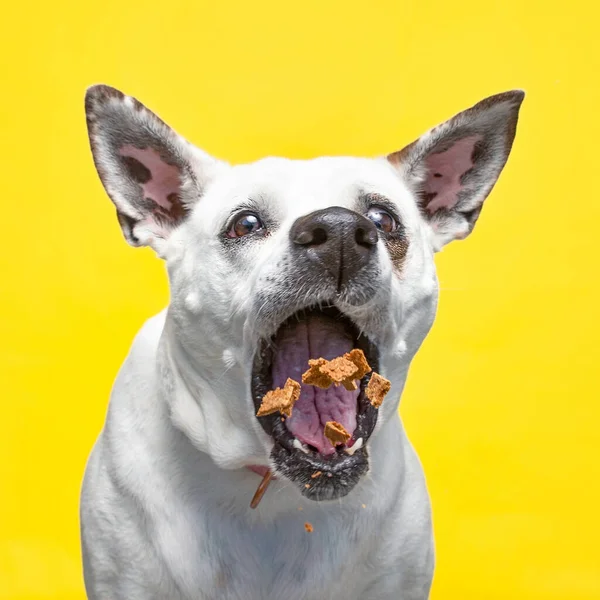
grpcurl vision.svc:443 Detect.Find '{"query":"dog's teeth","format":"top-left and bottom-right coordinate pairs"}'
top-left (293, 439), bottom-right (309, 454)
top-left (344, 438), bottom-right (363, 456)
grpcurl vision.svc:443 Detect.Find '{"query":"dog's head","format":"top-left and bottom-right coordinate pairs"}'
top-left (85, 85), bottom-right (523, 501)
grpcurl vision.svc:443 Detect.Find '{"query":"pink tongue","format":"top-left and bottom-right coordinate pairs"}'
top-left (271, 314), bottom-right (358, 456)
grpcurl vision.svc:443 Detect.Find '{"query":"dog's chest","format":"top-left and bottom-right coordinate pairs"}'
top-left (162, 508), bottom-right (374, 600)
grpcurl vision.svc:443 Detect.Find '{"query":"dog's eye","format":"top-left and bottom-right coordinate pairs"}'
top-left (226, 212), bottom-right (265, 238)
top-left (366, 206), bottom-right (397, 234)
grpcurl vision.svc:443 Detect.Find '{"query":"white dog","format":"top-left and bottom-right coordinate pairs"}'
top-left (80, 85), bottom-right (523, 600)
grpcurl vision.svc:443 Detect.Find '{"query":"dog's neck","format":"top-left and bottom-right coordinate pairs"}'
top-left (157, 317), bottom-right (269, 470)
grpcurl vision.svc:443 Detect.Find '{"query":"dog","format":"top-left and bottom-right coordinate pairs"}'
top-left (80, 85), bottom-right (524, 600)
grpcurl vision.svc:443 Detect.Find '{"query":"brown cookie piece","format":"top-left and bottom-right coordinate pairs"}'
top-left (319, 356), bottom-right (358, 385)
top-left (346, 348), bottom-right (371, 380)
top-left (365, 372), bottom-right (391, 408)
top-left (324, 421), bottom-right (352, 446)
top-left (301, 348), bottom-right (372, 391)
top-left (256, 378), bottom-right (301, 417)
top-left (304, 522), bottom-right (314, 533)
top-left (302, 358), bottom-right (333, 388)
top-left (338, 348), bottom-right (372, 390)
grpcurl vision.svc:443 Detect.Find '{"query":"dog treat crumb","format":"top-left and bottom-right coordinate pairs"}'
top-left (320, 356), bottom-right (360, 384)
top-left (361, 503), bottom-right (367, 509)
top-left (250, 470), bottom-right (274, 509)
top-left (256, 378), bottom-right (301, 417)
top-left (302, 358), bottom-right (333, 388)
top-left (311, 471), bottom-right (322, 479)
top-left (340, 379), bottom-right (358, 391)
top-left (302, 349), bottom-right (372, 391)
top-left (324, 421), bottom-right (352, 446)
top-left (305, 483), bottom-right (311, 489)
top-left (365, 372), bottom-right (391, 408)
top-left (304, 522), bottom-right (314, 533)
top-left (346, 349), bottom-right (372, 380)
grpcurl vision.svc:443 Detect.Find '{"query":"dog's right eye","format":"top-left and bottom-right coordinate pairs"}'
top-left (226, 212), bottom-right (265, 239)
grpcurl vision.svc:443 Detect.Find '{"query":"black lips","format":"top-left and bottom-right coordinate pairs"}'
top-left (271, 442), bottom-right (369, 501)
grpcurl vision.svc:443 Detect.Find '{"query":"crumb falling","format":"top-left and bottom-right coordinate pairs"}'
top-left (311, 471), bottom-right (322, 479)
top-left (365, 372), bottom-right (391, 408)
top-left (304, 522), bottom-right (314, 533)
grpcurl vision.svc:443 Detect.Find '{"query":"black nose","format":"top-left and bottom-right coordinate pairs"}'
top-left (290, 207), bottom-right (378, 289)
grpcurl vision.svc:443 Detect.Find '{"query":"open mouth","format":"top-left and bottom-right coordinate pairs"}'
top-left (252, 306), bottom-right (379, 501)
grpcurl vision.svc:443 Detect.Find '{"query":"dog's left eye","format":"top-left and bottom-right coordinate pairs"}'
top-left (226, 212), bottom-right (265, 238)
top-left (366, 206), bottom-right (397, 234)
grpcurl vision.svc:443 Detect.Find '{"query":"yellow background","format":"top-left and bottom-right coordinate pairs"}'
top-left (2, 1), bottom-right (599, 598)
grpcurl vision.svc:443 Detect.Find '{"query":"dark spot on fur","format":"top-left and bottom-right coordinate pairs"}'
top-left (386, 238), bottom-right (409, 267)
top-left (433, 172), bottom-right (443, 178)
top-left (155, 205), bottom-right (171, 216)
top-left (122, 155), bottom-right (152, 183)
top-left (116, 211), bottom-right (140, 244)
top-left (167, 192), bottom-right (186, 221)
top-left (470, 138), bottom-right (488, 164)
top-left (459, 206), bottom-right (482, 228)
top-left (419, 191), bottom-right (438, 211)
top-left (141, 197), bottom-right (160, 211)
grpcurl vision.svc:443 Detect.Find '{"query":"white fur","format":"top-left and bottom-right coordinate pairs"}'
top-left (81, 86), bottom-right (523, 599)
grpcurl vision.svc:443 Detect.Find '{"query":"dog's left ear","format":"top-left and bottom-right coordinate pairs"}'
top-left (85, 85), bottom-right (226, 256)
top-left (387, 91), bottom-right (524, 250)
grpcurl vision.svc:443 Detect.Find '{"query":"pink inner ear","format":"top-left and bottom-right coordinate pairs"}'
top-left (423, 135), bottom-right (482, 213)
top-left (119, 145), bottom-right (181, 213)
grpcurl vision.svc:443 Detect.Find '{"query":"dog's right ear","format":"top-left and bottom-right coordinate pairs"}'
top-left (85, 85), bottom-right (226, 256)
top-left (387, 91), bottom-right (524, 251)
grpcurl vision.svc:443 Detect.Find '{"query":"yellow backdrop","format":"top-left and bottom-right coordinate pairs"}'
top-left (2, 1), bottom-right (599, 598)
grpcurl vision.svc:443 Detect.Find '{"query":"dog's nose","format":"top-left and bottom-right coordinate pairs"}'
top-left (290, 207), bottom-right (378, 289)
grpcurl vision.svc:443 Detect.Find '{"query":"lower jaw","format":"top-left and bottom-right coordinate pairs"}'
top-left (246, 438), bottom-right (370, 502)
top-left (269, 441), bottom-right (370, 501)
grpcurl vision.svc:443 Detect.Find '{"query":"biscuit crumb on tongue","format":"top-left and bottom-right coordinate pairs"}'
top-left (301, 358), bottom-right (332, 388)
top-left (302, 348), bottom-right (372, 391)
top-left (365, 372), bottom-right (391, 408)
top-left (256, 378), bottom-right (301, 417)
top-left (324, 421), bottom-right (352, 446)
